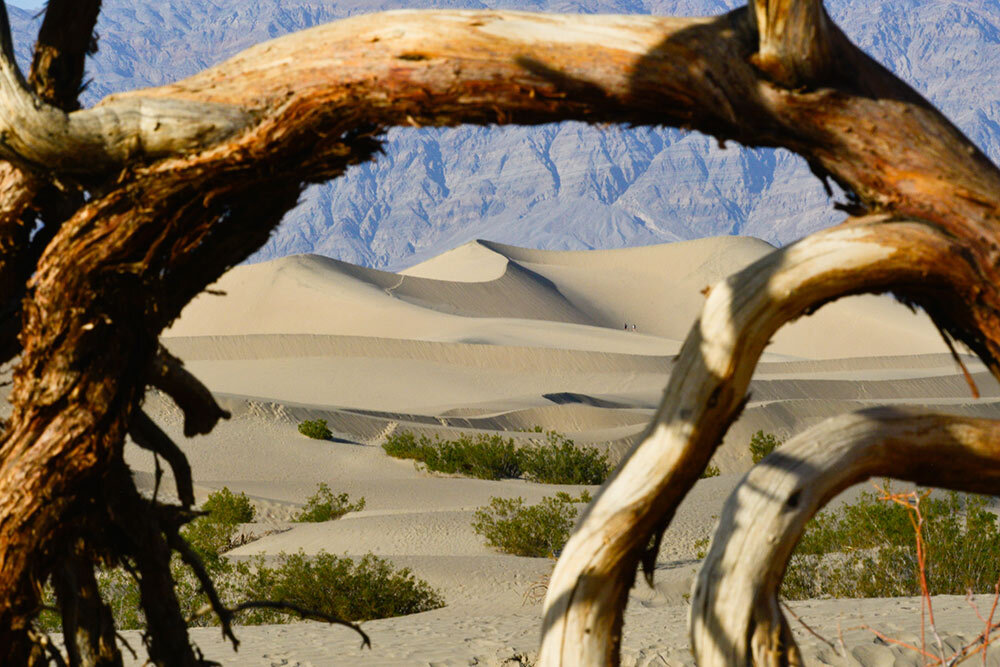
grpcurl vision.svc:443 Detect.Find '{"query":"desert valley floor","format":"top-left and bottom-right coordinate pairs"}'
top-left (113, 236), bottom-right (1000, 665)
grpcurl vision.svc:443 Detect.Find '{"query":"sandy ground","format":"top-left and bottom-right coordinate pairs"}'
top-left (114, 237), bottom-right (1000, 664)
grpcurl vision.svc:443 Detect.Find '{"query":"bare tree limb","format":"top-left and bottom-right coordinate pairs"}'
top-left (165, 532), bottom-right (239, 653)
top-left (28, 0), bottom-right (102, 111)
top-left (0, 3), bottom-right (252, 173)
top-left (104, 470), bottom-right (200, 667)
top-left (148, 347), bottom-right (228, 438)
top-left (128, 410), bottom-right (194, 508)
top-left (539, 218), bottom-right (988, 665)
top-left (224, 602), bottom-right (370, 649)
top-left (691, 408), bottom-right (1000, 665)
top-left (52, 549), bottom-right (123, 667)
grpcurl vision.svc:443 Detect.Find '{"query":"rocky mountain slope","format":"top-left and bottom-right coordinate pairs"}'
top-left (8, 0), bottom-right (1000, 269)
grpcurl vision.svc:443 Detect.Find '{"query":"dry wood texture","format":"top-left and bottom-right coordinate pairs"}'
top-left (691, 409), bottom-right (1000, 664)
top-left (538, 219), bottom-right (988, 664)
top-left (0, 2), bottom-right (995, 665)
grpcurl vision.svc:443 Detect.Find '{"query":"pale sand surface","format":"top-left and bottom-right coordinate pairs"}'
top-left (115, 237), bottom-right (1000, 664)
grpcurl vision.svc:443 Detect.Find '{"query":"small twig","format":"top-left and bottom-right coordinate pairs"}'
top-left (522, 572), bottom-right (551, 606)
top-left (837, 618), bottom-right (849, 659)
top-left (165, 531), bottom-right (240, 651)
top-left (862, 625), bottom-right (942, 663)
top-left (877, 487), bottom-right (946, 661)
top-left (152, 452), bottom-right (163, 504)
top-left (116, 631), bottom-right (139, 661)
top-left (937, 325), bottom-right (980, 398)
top-left (982, 581), bottom-right (1000, 666)
top-left (226, 601), bottom-right (370, 649)
top-left (782, 602), bottom-right (841, 656)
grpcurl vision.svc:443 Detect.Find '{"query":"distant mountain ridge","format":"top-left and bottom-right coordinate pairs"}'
top-left (7, 0), bottom-right (1000, 270)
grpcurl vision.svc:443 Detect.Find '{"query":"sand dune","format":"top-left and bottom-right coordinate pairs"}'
top-left (125, 237), bottom-right (1000, 664)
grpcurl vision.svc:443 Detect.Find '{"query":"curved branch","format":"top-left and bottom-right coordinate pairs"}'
top-left (539, 218), bottom-right (989, 665)
top-left (128, 410), bottom-right (194, 508)
top-left (148, 347), bottom-right (229, 438)
top-left (690, 408), bottom-right (1000, 665)
top-left (0, 3), bottom-right (252, 173)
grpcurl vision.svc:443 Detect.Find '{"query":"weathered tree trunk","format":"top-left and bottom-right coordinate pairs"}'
top-left (0, 1), bottom-right (995, 664)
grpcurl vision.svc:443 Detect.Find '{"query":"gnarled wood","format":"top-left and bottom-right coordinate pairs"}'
top-left (539, 218), bottom-right (989, 665)
top-left (0, 1), bottom-right (997, 663)
top-left (28, 0), bottom-right (102, 112)
top-left (52, 550), bottom-right (122, 667)
top-left (691, 409), bottom-right (1000, 665)
top-left (0, 4), bottom-right (252, 173)
top-left (750, 0), bottom-right (834, 85)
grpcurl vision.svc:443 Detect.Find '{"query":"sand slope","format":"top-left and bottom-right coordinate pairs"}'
top-left (119, 237), bottom-right (1000, 664)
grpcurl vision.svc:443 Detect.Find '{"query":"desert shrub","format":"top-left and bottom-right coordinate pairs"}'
top-left (237, 551), bottom-right (444, 624)
top-left (518, 431), bottom-right (610, 485)
top-left (382, 430), bottom-right (435, 461)
top-left (183, 517), bottom-right (241, 566)
top-left (749, 430), bottom-right (782, 464)
top-left (40, 484), bottom-right (433, 632)
top-left (294, 482), bottom-right (365, 523)
top-left (782, 487), bottom-right (1000, 600)
top-left (201, 486), bottom-right (255, 524)
top-left (298, 418), bottom-right (332, 440)
top-left (182, 487), bottom-right (256, 565)
top-left (383, 429), bottom-right (610, 484)
top-left (700, 464), bottom-right (721, 479)
top-left (429, 433), bottom-right (522, 480)
top-left (472, 491), bottom-right (591, 558)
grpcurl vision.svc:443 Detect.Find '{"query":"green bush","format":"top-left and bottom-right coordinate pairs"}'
top-left (382, 429), bottom-right (610, 484)
top-left (700, 464), bottom-right (721, 479)
top-left (182, 487), bottom-right (255, 565)
top-left (749, 430), bottom-right (782, 464)
top-left (519, 431), bottom-right (610, 485)
top-left (298, 419), bottom-right (332, 440)
top-left (294, 483), bottom-right (366, 523)
top-left (472, 491), bottom-right (591, 558)
top-left (431, 433), bottom-right (522, 480)
top-left (201, 486), bottom-right (255, 524)
top-left (38, 482), bottom-right (435, 632)
top-left (381, 430), bottom-right (434, 461)
top-left (782, 487), bottom-right (1000, 600)
top-left (237, 551), bottom-right (444, 624)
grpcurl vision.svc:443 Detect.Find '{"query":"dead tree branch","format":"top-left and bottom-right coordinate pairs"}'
top-left (51, 549), bottom-right (122, 667)
top-left (128, 410), bottom-right (194, 508)
top-left (0, 2), bottom-right (995, 664)
top-left (148, 347), bottom-right (229, 438)
top-left (539, 218), bottom-right (989, 664)
top-left (28, 0), bottom-right (103, 112)
top-left (690, 408), bottom-right (1000, 665)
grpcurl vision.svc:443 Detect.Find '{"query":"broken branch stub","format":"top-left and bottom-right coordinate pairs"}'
top-left (750, 0), bottom-right (835, 86)
top-left (691, 408), bottom-right (1000, 665)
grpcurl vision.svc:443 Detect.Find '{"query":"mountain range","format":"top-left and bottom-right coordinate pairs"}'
top-left (7, 0), bottom-right (1000, 270)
